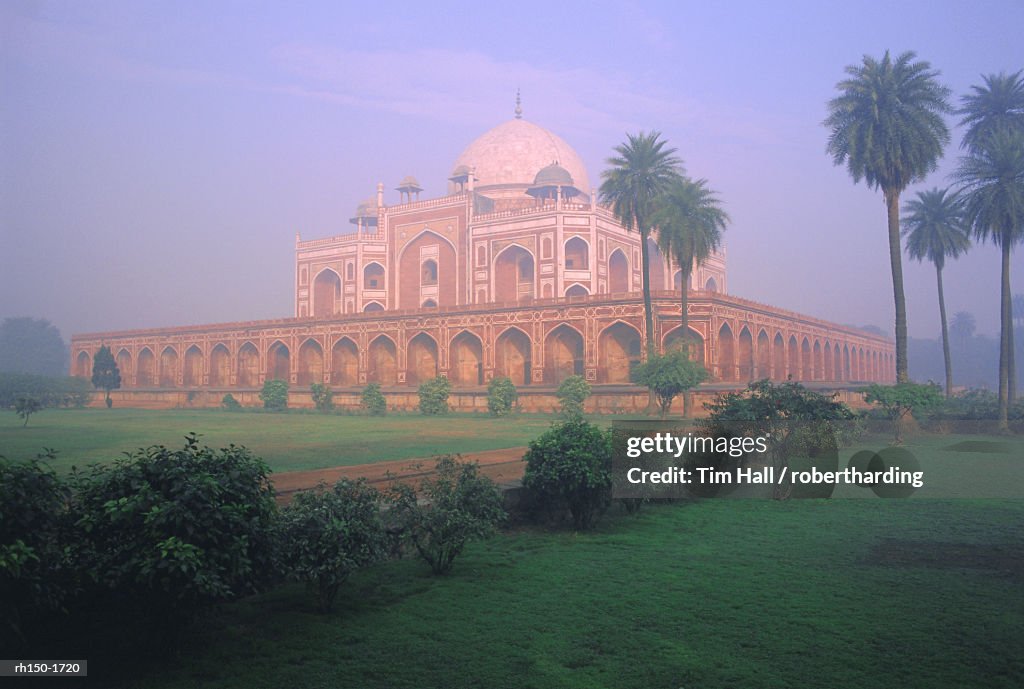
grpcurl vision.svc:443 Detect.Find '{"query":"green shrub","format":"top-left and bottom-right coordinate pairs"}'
top-left (928, 388), bottom-right (1024, 422)
top-left (864, 382), bottom-right (943, 444)
top-left (14, 396), bottom-right (43, 427)
top-left (487, 377), bottom-right (518, 416)
top-left (280, 479), bottom-right (387, 611)
top-left (310, 383), bottom-right (334, 412)
top-left (417, 376), bottom-right (451, 415)
top-left (631, 349), bottom-right (707, 416)
top-left (701, 380), bottom-right (856, 499)
top-left (221, 393), bottom-right (242, 410)
top-left (522, 420), bottom-right (612, 530)
top-left (361, 383), bottom-right (387, 415)
top-left (0, 373), bottom-right (91, 409)
top-left (388, 456), bottom-right (506, 574)
top-left (69, 434), bottom-right (278, 634)
top-left (556, 374), bottom-right (591, 419)
top-left (0, 452), bottom-right (73, 647)
top-left (260, 379), bottom-right (289, 411)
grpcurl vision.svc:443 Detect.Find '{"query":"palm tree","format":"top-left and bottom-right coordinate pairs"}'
top-left (902, 188), bottom-right (970, 397)
top-left (950, 311), bottom-right (976, 351)
top-left (599, 132), bottom-right (683, 357)
top-left (953, 128), bottom-right (1024, 429)
top-left (652, 177), bottom-right (729, 349)
top-left (957, 71), bottom-right (1024, 409)
top-left (958, 70), bottom-right (1024, 151)
top-left (824, 50), bottom-right (952, 383)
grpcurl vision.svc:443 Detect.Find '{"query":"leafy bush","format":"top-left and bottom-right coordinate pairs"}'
top-left (1, 452), bottom-right (73, 647)
top-left (700, 380), bottom-right (856, 499)
top-left (310, 383), bottom-right (334, 412)
top-left (280, 479), bottom-right (387, 611)
top-left (0, 373), bottom-right (91, 409)
top-left (260, 379), bottom-right (289, 411)
top-left (14, 396), bottom-right (43, 427)
top-left (388, 456), bottom-right (505, 574)
top-left (221, 393), bottom-right (242, 410)
top-left (361, 383), bottom-right (387, 415)
top-left (417, 376), bottom-right (451, 415)
top-left (487, 377), bottom-right (518, 416)
top-left (631, 349), bottom-right (707, 416)
top-left (864, 382), bottom-right (943, 444)
top-left (69, 435), bottom-right (278, 633)
top-left (522, 419), bottom-right (612, 530)
top-left (556, 374), bottom-right (591, 419)
top-left (928, 388), bottom-right (1024, 422)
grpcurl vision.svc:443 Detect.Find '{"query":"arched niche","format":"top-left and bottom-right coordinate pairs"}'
top-left (608, 249), bottom-right (629, 293)
top-left (331, 337), bottom-right (359, 386)
top-left (159, 347), bottom-right (178, 387)
top-left (209, 344), bottom-right (230, 387)
top-left (450, 331), bottom-right (484, 386)
top-left (494, 245), bottom-right (535, 303)
top-left (183, 345), bottom-right (203, 387)
top-left (237, 342), bottom-right (259, 387)
top-left (544, 324), bottom-right (584, 384)
top-left (565, 236), bottom-right (589, 270)
top-left (407, 333), bottom-right (438, 385)
top-left (267, 341), bottom-right (290, 382)
top-left (367, 336), bottom-right (397, 385)
top-left (495, 327), bottom-right (531, 386)
top-left (297, 339), bottom-right (323, 386)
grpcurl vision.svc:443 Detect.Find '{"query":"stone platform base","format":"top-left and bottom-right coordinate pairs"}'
top-left (89, 383), bottom-right (874, 416)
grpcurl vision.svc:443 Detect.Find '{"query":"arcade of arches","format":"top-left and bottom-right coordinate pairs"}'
top-left (71, 294), bottom-right (894, 393)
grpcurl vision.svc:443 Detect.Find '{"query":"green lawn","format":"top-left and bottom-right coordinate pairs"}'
top-left (122, 494), bottom-right (1022, 689)
top-left (0, 408), bottom-right (564, 473)
top-left (8, 423), bottom-right (1023, 687)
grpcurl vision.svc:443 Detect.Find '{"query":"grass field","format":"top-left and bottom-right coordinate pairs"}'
top-left (6, 414), bottom-right (1022, 687)
top-left (0, 408), bottom-right (564, 473)
top-left (118, 492), bottom-right (1022, 689)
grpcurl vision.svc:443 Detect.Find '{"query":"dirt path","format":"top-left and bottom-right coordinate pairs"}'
top-left (273, 446), bottom-right (528, 503)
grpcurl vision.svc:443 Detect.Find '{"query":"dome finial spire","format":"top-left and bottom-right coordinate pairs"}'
top-left (514, 88), bottom-right (522, 119)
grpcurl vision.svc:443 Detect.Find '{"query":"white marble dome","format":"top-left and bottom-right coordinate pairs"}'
top-left (449, 119), bottom-right (591, 195)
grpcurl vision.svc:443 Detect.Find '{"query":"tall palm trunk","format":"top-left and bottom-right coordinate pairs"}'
top-left (638, 224), bottom-right (655, 356)
top-left (637, 214), bottom-right (656, 414)
top-left (680, 266), bottom-right (691, 334)
top-left (885, 190), bottom-right (910, 383)
top-left (1009, 300), bottom-right (1016, 405)
top-left (679, 264), bottom-right (692, 417)
top-left (998, 242), bottom-right (1011, 429)
top-left (936, 265), bottom-right (953, 397)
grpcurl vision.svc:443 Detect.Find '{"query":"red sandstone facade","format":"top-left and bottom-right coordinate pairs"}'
top-left (70, 114), bottom-right (893, 409)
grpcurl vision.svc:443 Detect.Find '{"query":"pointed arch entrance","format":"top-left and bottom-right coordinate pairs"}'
top-left (159, 347), bottom-right (178, 387)
top-left (331, 337), bottom-right (359, 385)
top-left (717, 323), bottom-right (735, 381)
top-left (267, 341), bottom-right (290, 382)
top-left (137, 348), bottom-right (156, 386)
top-left (210, 344), bottom-right (230, 386)
top-left (183, 346), bottom-right (203, 387)
top-left (598, 322), bottom-right (642, 384)
top-left (238, 342), bottom-right (259, 387)
top-left (297, 339), bottom-right (324, 386)
top-left (545, 324), bottom-right (584, 384)
top-left (368, 336), bottom-right (397, 385)
top-left (608, 249), bottom-right (629, 293)
top-left (407, 333), bottom-right (439, 385)
top-left (450, 331), bottom-right (484, 386)
top-left (495, 327), bottom-right (532, 386)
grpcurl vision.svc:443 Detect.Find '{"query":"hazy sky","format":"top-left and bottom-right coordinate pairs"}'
top-left (2, 1), bottom-right (1023, 346)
